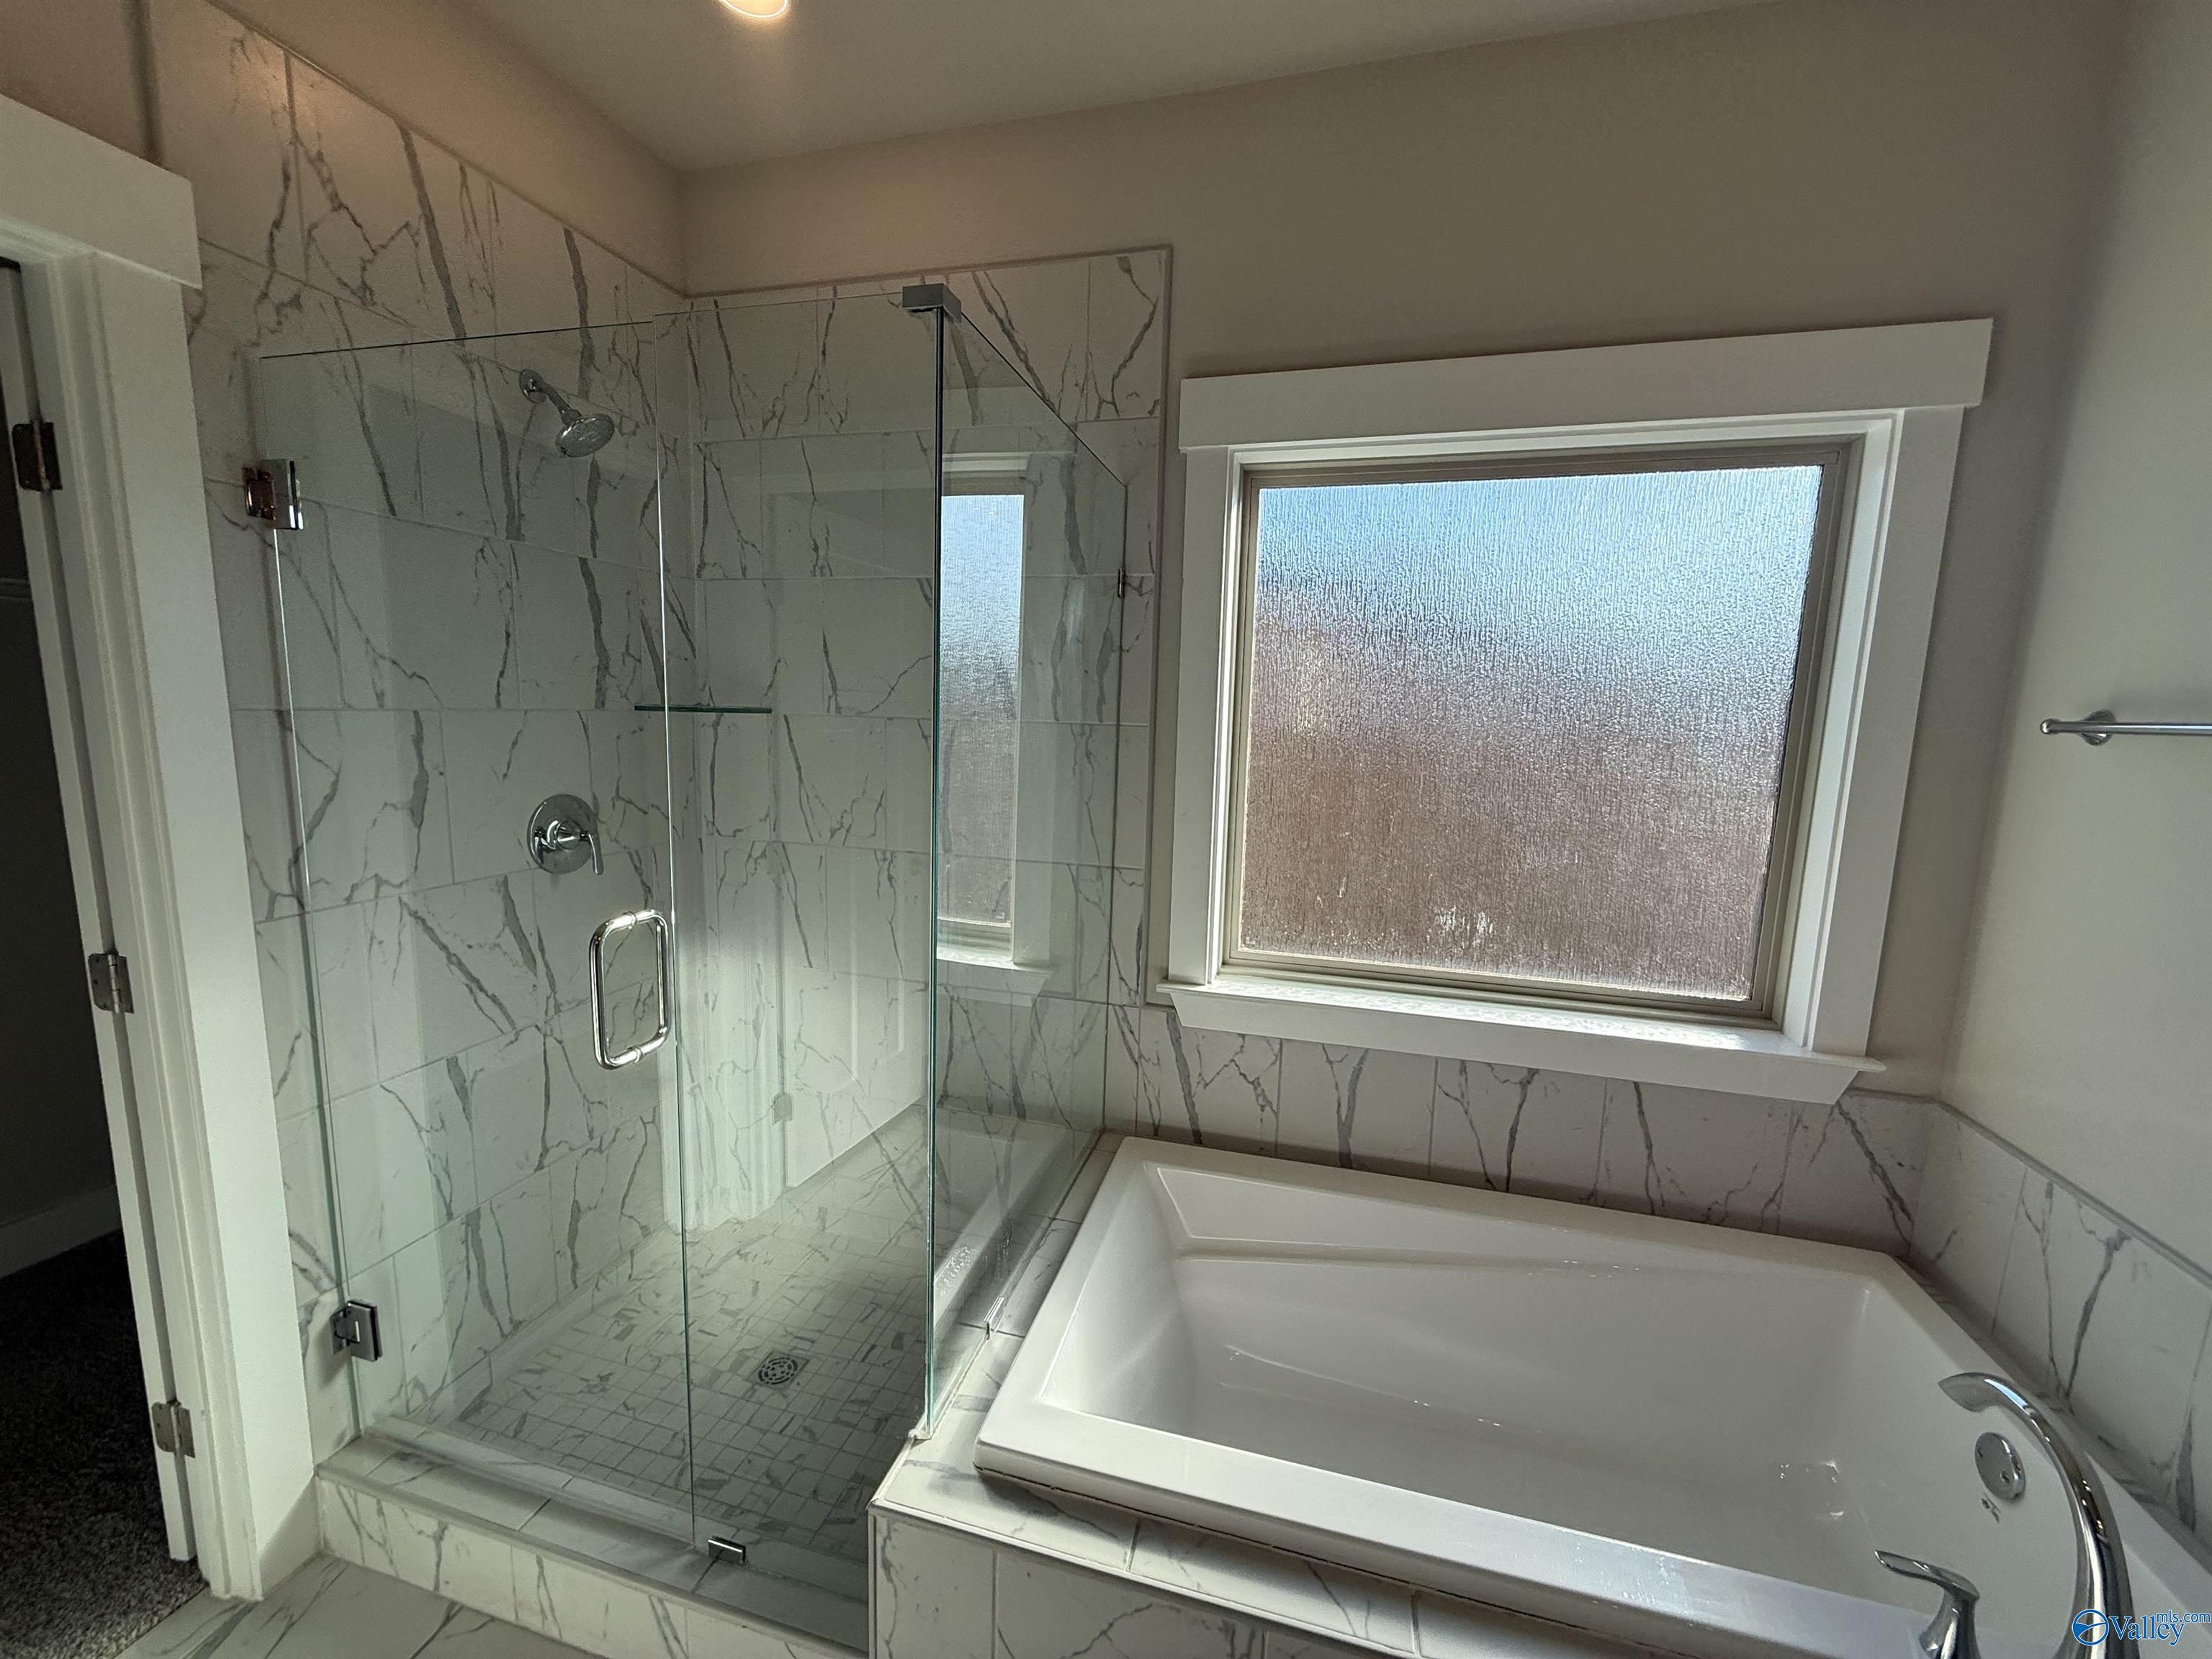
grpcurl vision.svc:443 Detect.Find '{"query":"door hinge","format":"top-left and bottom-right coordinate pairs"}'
top-left (88, 950), bottom-right (134, 1014)
top-left (1115, 568), bottom-right (1130, 598)
top-left (332, 1299), bottom-right (383, 1362)
top-left (11, 420), bottom-right (60, 493)
top-left (242, 458), bottom-right (305, 531)
top-left (150, 1400), bottom-right (196, 1457)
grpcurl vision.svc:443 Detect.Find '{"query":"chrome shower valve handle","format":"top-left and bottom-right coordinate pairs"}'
top-left (528, 793), bottom-right (602, 876)
top-left (538, 815), bottom-right (602, 875)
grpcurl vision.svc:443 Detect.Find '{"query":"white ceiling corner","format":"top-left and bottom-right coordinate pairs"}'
top-left (451, 0), bottom-right (1779, 173)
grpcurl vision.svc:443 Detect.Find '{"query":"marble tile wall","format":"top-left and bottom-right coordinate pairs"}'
top-left (1101, 1007), bottom-right (1932, 1255)
top-left (1910, 1103), bottom-right (2212, 1558)
top-left (158, 0), bottom-right (688, 1460)
top-left (681, 265), bottom-right (1164, 1332)
top-left (871, 1509), bottom-right (1619, 1659)
top-left (672, 292), bottom-right (943, 1233)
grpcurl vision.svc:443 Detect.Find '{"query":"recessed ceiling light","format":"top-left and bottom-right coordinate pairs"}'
top-left (719, 0), bottom-right (788, 18)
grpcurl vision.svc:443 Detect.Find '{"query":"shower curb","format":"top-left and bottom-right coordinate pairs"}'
top-left (316, 1455), bottom-right (862, 1658)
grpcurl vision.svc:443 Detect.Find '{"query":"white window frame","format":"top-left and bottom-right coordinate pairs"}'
top-left (935, 451), bottom-right (1053, 1004)
top-left (1168, 321), bottom-right (1991, 1103)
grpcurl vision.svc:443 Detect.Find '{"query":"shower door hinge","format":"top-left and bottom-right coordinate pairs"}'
top-left (332, 1299), bottom-right (384, 1362)
top-left (243, 458), bottom-right (305, 530)
top-left (149, 1399), bottom-right (195, 1457)
top-left (87, 950), bottom-right (134, 1013)
top-left (899, 282), bottom-right (963, 322)
top-left (11, 420), bottom-right (60, 492)
top-left (1116, 569), bottom-right (1129, 598)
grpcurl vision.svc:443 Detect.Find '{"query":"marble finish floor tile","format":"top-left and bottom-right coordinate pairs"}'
top-left (418, 1115), bottom-right (931, 1582)
top-left (117, 1556), bottom-right (591, 1659)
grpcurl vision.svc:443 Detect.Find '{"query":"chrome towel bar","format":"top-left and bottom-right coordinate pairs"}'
top-left (2040, 709), bottom-right (2212, 745)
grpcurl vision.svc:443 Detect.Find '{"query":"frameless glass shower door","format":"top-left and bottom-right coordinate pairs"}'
top-left (256, 317), bottom-right (694, 1524)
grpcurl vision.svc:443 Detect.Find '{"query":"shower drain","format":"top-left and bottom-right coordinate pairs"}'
top-left (755, 1352), bottom-right (804, 1388)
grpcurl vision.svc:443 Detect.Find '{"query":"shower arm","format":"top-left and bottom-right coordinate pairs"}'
top-left (518, 367), bottom-right (581, 423)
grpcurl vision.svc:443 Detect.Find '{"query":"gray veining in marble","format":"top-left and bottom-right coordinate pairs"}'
top-left (117, 1554), bottom-right (590, 1659)
top-left (1910, 1101), bottom-right (2212, 1550)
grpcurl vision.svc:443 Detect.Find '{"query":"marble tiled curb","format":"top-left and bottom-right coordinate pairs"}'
top-left (319, 1442), bottom-right (861, 1658)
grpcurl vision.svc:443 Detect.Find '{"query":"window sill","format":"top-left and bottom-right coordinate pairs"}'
top-left (938, 945), bottom-right (1051, 1008)
top-left (1164, 976), bottom-right (1878, 1104)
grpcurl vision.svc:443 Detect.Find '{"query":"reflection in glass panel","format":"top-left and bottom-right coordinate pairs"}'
top-left (939, 490), bottom-right (1026, 931)
top-left (1237, 457), bottom-right (1833, 1006)
top-left (930, 310), bottom-right (1126, 1419)
top-left (666, 295), bottom-right (935, 1613)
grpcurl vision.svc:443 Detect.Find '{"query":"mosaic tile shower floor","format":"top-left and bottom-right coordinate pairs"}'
top-left (436, 1117), bottom-right (929, 1576)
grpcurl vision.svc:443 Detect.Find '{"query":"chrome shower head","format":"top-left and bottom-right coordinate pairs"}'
top-left (518, 367), bottom-right (615, 458)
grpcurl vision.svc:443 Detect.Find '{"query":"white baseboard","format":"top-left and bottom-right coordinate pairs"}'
top-left (0, 1184), bottom-right (122, 1280)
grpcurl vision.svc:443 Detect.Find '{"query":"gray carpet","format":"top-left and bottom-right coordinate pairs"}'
top-left (0, 1233), bottom-right (204, 1658)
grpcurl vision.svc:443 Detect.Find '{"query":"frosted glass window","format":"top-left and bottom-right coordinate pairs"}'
top-left (1233, 453), bottom-right (1838, 1009)
top-left (939, 490), bottom-right (1025, 930)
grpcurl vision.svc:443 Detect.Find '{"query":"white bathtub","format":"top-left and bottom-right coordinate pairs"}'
top-left (976, 1138), bottom-right (2212, 1659)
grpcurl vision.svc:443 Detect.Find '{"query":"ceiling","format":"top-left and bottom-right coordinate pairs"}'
top-left (453, 0), bottom-right (1773, 173)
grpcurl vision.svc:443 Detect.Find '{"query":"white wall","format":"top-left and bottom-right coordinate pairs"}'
top-left (0, 0), bottom-right (149, 159)
top-left (684, 0), bottom-right (2123, 1094)
top-left (1947, 0), bottom-right (2212, 1270)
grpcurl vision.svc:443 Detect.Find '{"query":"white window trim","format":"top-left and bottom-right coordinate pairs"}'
top-left (1167, 320), bottom-right (1992, 1104)
top-left (937, 453), bottom-right (1043, 999)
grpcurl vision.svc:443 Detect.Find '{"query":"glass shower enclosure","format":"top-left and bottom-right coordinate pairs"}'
top-left (253, 286), bottom-right (1125, 1627)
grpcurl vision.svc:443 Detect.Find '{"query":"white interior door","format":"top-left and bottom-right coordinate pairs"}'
top-left (0, 260), bottom-right (194, 1561)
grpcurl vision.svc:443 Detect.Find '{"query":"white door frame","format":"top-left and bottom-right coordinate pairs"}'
top-left (0, 263), bottom-right (200, 1562)
top-left (0, 93), bottom-right (317, 1599)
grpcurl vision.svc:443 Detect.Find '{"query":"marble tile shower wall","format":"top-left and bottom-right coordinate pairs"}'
top-left (159, 0), bottom-right (688, 1458)
top-left (1911, 1105), bottom-right (2212, 1558)
top-left (668, 294), bottom-right (941, 1233)
top-left (678, 261), bottom-right (1168, 1244)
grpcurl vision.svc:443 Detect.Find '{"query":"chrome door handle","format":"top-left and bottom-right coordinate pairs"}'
top-left (588, 909), bottom-right (670, 1069)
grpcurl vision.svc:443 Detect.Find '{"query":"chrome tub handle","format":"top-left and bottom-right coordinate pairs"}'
top-left (588, 908), bottom-right (670, 1070)
top-left (1878, 1551), bottom-right (1979, 1659)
